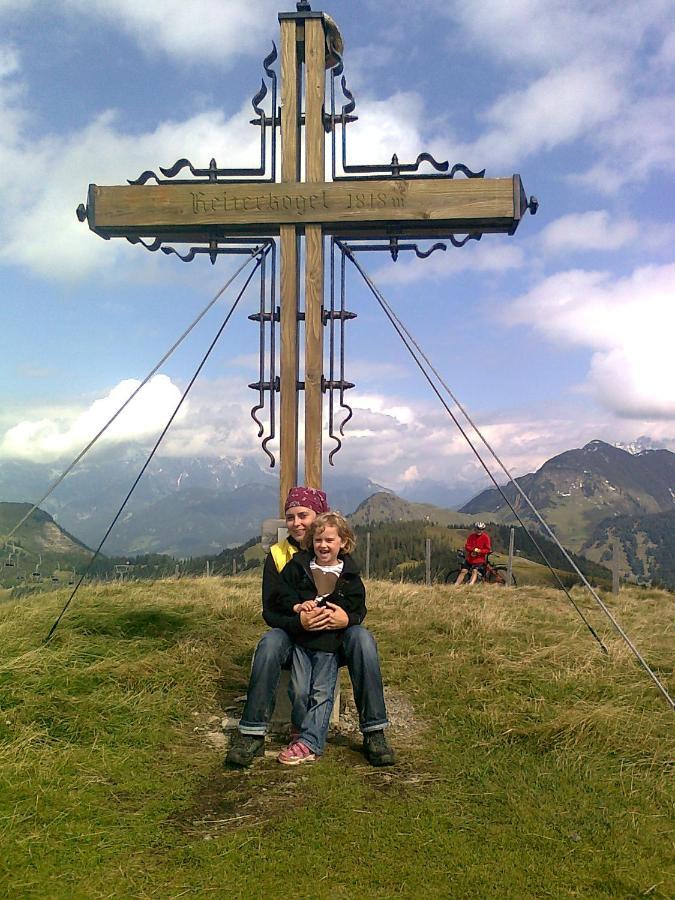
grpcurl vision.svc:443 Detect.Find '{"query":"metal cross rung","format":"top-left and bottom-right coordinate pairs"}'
top-left (248, 309), bottom-right (280, 323)
top-left (293, 380), bottom-right (354, 392)
top-left (322, 309), bottom-right (357, 323)
top-left (322, 379), bottom-right (355, 391)
top-left (248, 378), bottom-right (280, 392)
top-left (251, 113), bottom-right (358, 132)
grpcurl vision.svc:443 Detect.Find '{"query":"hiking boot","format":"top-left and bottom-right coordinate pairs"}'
top-left (277, 740), bottom-right (317, 766)
top-left (225, 733), bottom-right (265, 768)
top-left (363, 730), bottom-right (396, 767)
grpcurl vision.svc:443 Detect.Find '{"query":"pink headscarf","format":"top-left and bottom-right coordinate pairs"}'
top-left (284, 486), bottom-right (329, 515)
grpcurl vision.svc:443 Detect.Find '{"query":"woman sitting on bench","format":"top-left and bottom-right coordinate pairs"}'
top-left (226, 486), bottom-right (395, 768)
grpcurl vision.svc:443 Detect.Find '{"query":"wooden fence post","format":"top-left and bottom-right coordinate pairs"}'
top-left (365, 531), bottom-right (371, 580)
top-left (612, 542), bottom-right (620, 596)
top-left (507, 527), bottom-right (515, 586)
top-left (425, 538), bottom-right (431, 586)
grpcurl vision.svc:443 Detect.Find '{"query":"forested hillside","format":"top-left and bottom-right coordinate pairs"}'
top-left (351, 521), bottom-right (611, 586)
top-left (584, 510), bottom-right (675, 588)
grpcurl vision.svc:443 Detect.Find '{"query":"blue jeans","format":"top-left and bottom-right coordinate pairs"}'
top-left (238, 625), bottom-right (389, 736)
top-left (290, 647), bottom-right (338, 755)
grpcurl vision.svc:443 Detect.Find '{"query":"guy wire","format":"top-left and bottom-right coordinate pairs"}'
top-left (5, 245), bottom-right (267, 551)
top-left (339, 243), bottom-right (606, 647)
top-left (341, 242), bottom-right (674, 711)
top-left (44, 252), bottom-right (266, 643)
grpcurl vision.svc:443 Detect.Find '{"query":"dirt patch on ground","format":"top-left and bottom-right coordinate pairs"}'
top-left (178, 686), bottom-right (431, 839)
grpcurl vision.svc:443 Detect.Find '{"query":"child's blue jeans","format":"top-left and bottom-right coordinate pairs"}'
top-left (289, 645), bottom-right (338, 755)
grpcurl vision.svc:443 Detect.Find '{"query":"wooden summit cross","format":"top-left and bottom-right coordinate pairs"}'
top-left (77, 2), bottom-right (536, 515)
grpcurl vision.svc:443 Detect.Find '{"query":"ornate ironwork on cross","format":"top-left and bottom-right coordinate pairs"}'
top-left (76, 2), bottom-right (537, 514)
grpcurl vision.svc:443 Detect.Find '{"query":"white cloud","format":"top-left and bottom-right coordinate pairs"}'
top-left (435, 0), bottom-right (674, 188)
top-left (539, 211), bottom-right (639, 254)
top-left (0, 1), bottom-right (279, 67)
top-left (441, 0), bottom-right (671, 71)
top-left (3, 370), bottom-right (674, 494)
top-left (509, 264), bottom-right (675, 419)
top-left (575, 96), bottom-right (675, 193)
top-left (0, 94), bottom-right (262, 278)
top-left (0, 44), bottom-right (19, 77)
top-left (464, 65), bottom-right (622, 170)
top-left (0, 375), bottom-right (186, 461)
top-left (655, 28), bottom-right (675, 69)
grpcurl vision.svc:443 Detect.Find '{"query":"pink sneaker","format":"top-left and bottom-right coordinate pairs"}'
top-left (277, 740), bottom-right (317, 766)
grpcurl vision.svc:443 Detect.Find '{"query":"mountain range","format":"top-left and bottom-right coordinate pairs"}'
top-left (1, 438), bottom-right (673, 585)
top-left (460, 440), bottom-right (674, 584)
top-left (0, 448), bottom-right (386, 557)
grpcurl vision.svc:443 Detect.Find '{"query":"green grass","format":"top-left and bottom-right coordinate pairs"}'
top-left (0, 576), bottom-right (673, 898)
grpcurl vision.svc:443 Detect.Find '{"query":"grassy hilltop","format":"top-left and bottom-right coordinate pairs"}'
top-left (0, 576), bottom-right (673, 898)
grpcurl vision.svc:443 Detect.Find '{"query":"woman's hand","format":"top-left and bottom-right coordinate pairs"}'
top-left (323, 603), bottom-right (349, 629)
top-left (299, 606), bottom-right (330, 630)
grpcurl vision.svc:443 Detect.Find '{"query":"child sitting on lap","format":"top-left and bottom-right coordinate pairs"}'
top-left (273, 512), bottom-right (365, 765)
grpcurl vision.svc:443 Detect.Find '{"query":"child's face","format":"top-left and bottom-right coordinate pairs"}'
top-left (285, 505), bottom-right (316, 543)
top-left (313, 525), bottom-right (345, 567)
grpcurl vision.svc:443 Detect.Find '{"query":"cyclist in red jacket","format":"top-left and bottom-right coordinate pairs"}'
top-left (455, 522), bottom-right (492, 585)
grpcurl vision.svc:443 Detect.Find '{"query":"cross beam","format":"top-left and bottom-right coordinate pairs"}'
top-left (82, 176), bottom-right (530, 238)
top-left (77, 4), bottom-right (536, 515)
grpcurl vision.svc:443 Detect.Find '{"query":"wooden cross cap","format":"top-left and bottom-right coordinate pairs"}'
top-left (279, 5), bottom-right (344, 69)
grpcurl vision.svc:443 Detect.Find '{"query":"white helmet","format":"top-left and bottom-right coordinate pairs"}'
top-left (474, 521), bottom-right (486, 530)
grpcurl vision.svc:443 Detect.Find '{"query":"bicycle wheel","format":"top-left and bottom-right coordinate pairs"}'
top-left (445, 569), bottom-right (464, 585)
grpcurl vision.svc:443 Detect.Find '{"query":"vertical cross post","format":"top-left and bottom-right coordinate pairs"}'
top-left (278, 9), bottom-right (327, 511)
top-left (303, 18), bottom-right (326, 491)
top-left (278, 16), bottom-right (302, 514)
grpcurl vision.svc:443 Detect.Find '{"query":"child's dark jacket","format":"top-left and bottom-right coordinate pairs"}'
top-left (274, 550), bottom-right (366, 653)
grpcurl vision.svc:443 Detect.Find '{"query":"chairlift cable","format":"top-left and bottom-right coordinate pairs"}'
top-left (4, 246), bottom-right (267, 552)
top-left (44, 252), bottom-right (267, 643)
top-left (343, 244), bottom-right (675, 711)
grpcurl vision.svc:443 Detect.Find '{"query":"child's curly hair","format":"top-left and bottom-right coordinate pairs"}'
top-left (303, 511), bottom-right (356, 554)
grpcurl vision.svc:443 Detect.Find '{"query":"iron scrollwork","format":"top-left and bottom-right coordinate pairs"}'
top-left (247, 241), bottom-right (278, 467)
top-left (326, 238), bottom-right (356, 465)
top-left (128, 44), bottom-right (278, 186)
top-left (329, 55), bottom-right (485, 182)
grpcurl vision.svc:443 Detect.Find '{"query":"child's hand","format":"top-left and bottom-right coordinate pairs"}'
top-left (293, 600), bottom-right (318, 613)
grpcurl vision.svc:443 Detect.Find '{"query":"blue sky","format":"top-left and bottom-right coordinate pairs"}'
top-left (1, 0), bottom-right (673, 501)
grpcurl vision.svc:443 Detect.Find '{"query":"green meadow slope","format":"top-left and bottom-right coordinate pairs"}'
top-left (0, 577), bottom-right (672, 898)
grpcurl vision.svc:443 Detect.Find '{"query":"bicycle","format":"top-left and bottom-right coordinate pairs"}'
top-left (444, 550), bottom-right (516, 586)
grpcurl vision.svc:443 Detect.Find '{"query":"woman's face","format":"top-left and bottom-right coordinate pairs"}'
top-left (285, 505), bottom-right (316, 543)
